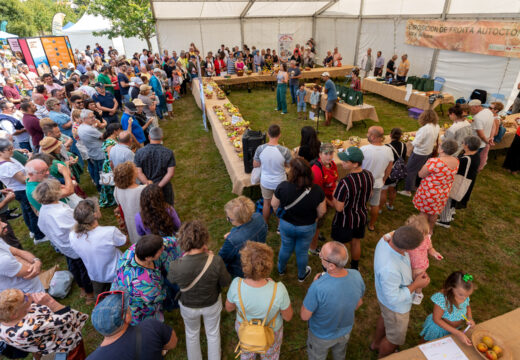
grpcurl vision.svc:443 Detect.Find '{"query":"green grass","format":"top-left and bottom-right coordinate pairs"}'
top-left (9, 83), bottom-right (520, 359)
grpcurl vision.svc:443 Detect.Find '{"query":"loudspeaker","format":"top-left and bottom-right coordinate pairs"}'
top-left (242, 129), bottom-right (266, 174)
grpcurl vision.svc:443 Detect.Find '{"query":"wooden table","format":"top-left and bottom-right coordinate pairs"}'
top-left (212, 65), bottom-right (354, 86)
top-left (382, 308), bottom-right (520, 359)
top-left (362, 78), bottom-right (455, 110)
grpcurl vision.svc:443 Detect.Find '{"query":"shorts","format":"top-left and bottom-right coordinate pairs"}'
top-left (297, 103), bottom-right (307, 112)
top-left (260, 184), bottom-right (275, 200)
top-left (331, 225), bottom-right (365, 243)
top-left (379, 301), bottom-right (410, 346)
top-left (326, 99), bottom-right (336, 112)
top-left (167, 103), bottom-right (173, 111)
top-left (382, 182), bottom-right (397, 190)
top-left (369, 188), bottom-right (382, 206)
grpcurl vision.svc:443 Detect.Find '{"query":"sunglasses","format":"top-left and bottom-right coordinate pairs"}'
top-left (95, 290), bottom-right (125, 317)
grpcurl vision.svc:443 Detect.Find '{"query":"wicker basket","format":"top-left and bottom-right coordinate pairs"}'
top-left (236, 70), bottom-right (244, 77)
top-left (471, 328), bottom-right (511, 360)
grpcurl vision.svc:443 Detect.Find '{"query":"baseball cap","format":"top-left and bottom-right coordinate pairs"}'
top-left (94, 82), bottom-right (104, 88)
top-left (124, 101), bottom-right (137, 112)
top-left (140, 84), bottom-right (152, 92)
top-left (67, 63), bottom-right (75, 69)
top-left (131, 77), bottom-right (143, 86)
top-left (321, 71), bottom-right (330, 77)
top-left (468, 99), bottom-right (481, 106)
top-left (320, 142), bottom-right (334, 153)
top-left (337, 146), bottom-right (364, 163)
top-left (91, 288), bottom-right (129, 336)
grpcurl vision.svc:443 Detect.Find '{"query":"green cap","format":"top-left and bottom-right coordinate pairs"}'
top-left (337, 146), bottom-right (364, 163)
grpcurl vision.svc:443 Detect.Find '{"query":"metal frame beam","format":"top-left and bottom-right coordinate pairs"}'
top-left (154, 15), bottom-right (313, 20)
top-left (312, 0), bottom-right (338, 41)
top-left (240, 0), bottom-right (255, 47)
top-left (151, 0), bottom-right (322, 2)
top-left (428, 0), bottom-right (451, 78)
top-left (148, 0), bottom-right (162, 53)
top-left (352, 0), bottom-right (364, 66)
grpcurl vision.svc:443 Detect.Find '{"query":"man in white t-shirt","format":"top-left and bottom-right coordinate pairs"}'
top-left (360, 126), bottom-right (393, 231)
top-left (0, 220), bottom-right (44, 293)
top-left (253, 124), bottom-right (292, 225)
top-left (469, 99), bottom-right (495, 171)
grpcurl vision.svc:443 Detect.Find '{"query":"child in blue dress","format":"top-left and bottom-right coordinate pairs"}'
top-left (420, 271), bottom-right (476, 346)
top-left (296, 84), bottom-right (307, 120)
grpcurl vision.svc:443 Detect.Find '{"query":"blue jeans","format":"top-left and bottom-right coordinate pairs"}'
top-left (297, 103), bottom-right (307, 112)
top-left (14, 190), bottom-right (45, 240)
top-left (122, 93), bottom-right (131, 103)
top-left (87, 158), bottom-right (104, 191)
top-left (278, 219), bottom-right (317, 279)
top-left (276, 83), bottom-right (288, 113)
top-left (289, 83), bottom-right (299, 104)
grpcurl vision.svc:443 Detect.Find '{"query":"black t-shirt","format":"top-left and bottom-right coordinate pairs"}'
top-left (458, 153), bottom-right (480, 181)
top-left (86, 319), bottom-right (172, 360)
top-left (134, 144), bottom-right (176, 183)
top-left (274, 182), bottom-right (325, 226)
top-left (163, 64), bottom-right (174, 78)
top-left (386, 59), bottom-right (395, 77)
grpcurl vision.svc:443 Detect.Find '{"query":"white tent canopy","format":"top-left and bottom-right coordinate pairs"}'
top-left (63, 13), bottom-right (158, 56)
top-left (152, 0), bottom-right (520, 108)
top-left (0, 31), bottom-right (18, 39)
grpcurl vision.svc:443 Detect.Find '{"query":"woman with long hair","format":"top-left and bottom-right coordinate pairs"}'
top-left (135, 184), bottom-right (181, 237)
top-left (109, 65), bottom-right (122, 106)
top-left (99, 123), bottom-right (122, 208)
top-left (297, 126), bottom-right (321, 162)
top-left (275, 63), bottom-right (289, 114)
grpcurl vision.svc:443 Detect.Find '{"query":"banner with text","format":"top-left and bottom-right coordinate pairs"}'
top-left (405, 20), bottom-right (520, 58)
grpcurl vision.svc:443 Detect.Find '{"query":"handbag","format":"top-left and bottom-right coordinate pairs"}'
top-left (251, 167), bottom-right (261, 185)
top-left (99, 171), bottom-right (115, 186)
top-left (174, 253), bottom-right (214, 301)
top-left (450, 156), bottom-right (472, 201)
top-left (276, 187), bottom-right (311, 218)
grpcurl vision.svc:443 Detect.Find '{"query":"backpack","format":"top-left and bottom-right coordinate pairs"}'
top-left (387, 143), bottom-right (407, 181)
top-left (235, 279), bottom-right (279, 356)
top-left (310, 158), bottom-right (324, 177)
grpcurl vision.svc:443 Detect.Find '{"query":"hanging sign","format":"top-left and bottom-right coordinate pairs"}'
top-left (406, 19), bottom-right (520, 58)
top-left (278, 34), bottom-right (294, 59)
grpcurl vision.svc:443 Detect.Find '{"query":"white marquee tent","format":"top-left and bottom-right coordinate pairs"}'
top-left (151, 0), bottom-right (520, 108)
top-left (63, 13), bottom-right (159, 57)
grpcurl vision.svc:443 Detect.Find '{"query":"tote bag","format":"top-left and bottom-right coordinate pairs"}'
top-left (450, 156), bottom-right (472, 202)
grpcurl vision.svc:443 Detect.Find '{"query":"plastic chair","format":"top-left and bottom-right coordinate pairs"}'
top-left (433, 77), bottom-right (445, 92)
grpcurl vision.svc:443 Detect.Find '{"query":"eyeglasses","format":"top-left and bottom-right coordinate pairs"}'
top-left (226, 216), bottom-right (233, 223)
top-left (319, 252), bottom-right (338, 267)
top-left (489, 107), bottom-right (495, 110)
top-left (95, 290), bottom-right (125, 317)
top-left (23, 293), bottom-right (29, 304)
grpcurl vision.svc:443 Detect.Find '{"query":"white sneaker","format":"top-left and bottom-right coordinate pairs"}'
top-left (33, 236), bottom-right (50, 245)
top-left (412, 292), bottom-right (424, 305)
top-left (398, 190), bottom-right (412, 197)
top-left (298, 266), bottom-right (312, 282)
top-left (29, 232), bottom-right (34, 239)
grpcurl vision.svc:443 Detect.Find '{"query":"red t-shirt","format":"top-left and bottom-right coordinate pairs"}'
top-left (2, 85), bottom-right (21, 108)
top-left (165, 91), bottom-right (174, 104)
top-left (312, 159), bottom-right (339, 199)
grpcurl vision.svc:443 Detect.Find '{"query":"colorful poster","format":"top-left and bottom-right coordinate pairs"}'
top-left (7, 38), bottom-right (25, 64)
top-left (18, 39), bottom-right (37, 74)
top-left (65, 36), bottom-right (76, 67)
top-left (278, 34), bottom-right (294, 59)
top-left (406, 19), bottom-right (520, 58)
top-left (52, 13), bottom-right (66, 35)
top-left (27, 38), bottom-right (50, 75)
top-left (41, 36), bottom-right (74, 69)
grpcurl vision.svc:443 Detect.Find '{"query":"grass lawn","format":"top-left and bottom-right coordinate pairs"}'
top-left (9, 83), bottom-right (520, 359)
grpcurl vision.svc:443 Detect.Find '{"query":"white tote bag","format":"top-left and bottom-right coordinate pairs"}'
top-left (449, 156), bottom-right (472, 202)
top-left (251, 167), bottom-right (261, 185)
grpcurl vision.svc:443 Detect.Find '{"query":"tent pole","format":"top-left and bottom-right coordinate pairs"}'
top-left (353, 0), bottom-right (364, 66)
top-left (312, 0), bottom-right (337, 45)
top-left (428, 0), bottom-right (451, 78)
top-left (240, 0), bottom-right (255, 48)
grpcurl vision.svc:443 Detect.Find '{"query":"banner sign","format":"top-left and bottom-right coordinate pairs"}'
top-left (52, 13), bottom-right (66, 36)
top-left (406, 19), bottom-right (520, 58)
top-left (27, 38), bottom-right (51, 76)
top-left (278, 34), bottom-right (294, 59)
top-left (41, 36), bottom-right (74, 69)
top-left (18, 39), bottom-right (37, 74)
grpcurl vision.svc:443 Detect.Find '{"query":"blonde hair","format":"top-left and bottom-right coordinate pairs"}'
top-left (224, 196), bottom-right (255, 225)
top-left (405, 213), bottom-right (430, 236)
top-left (71, 109), bottom-right (82, 122)
top-left (240, 241), bottom-right (274, 280)
top-left (0, 289), bottom-right (24, 322)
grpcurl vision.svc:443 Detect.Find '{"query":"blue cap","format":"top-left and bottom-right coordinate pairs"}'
top-left (91, 287), bottom-right (129, 336)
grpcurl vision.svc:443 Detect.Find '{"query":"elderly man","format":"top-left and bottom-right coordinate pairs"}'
top-left (396, 54), bottom-right (410, 82)
top-left (50, 88), bottom-right (71, 116)
top-left (19, 65), bottom-right (39, 96)
top-left (25, 158), bottom-right (74, 212)
top-left (0, 101), bottom-right (30, 151)
top-left (374, 51), bottom-right (385, 77)
top-left (321, 72), bottom-right (337, 126)
top-left (359, 48), bottom-right (373, 79)
top-left (385, 54), bottom-right (398, 79)
top-left (32, 93), bottom-right (49, 119)
top-left (77, 109), bottom-right (105, 191)
top-left (2, 78), bottom-right (22, 108)
top-left (0, 220), bottom-right (44, 293)
top-left (109, 130), bottom-right (135, 169)
top-left (51, 65), bottom-right (66, 85)
top-left (301, 241), bottom-right (364, 360)
top-left (469, 99), bottom-right (495, 171)
top-left (149, 68), bottom-right (165, 119)
top-left (288, 60), bottom-right (302, 105)
top-left (372, 226), bottom-right (429, 358)
top-left (93, 82), bottom-right (119, 124)
top-left (21, 101), bottom-right (44, 150)
top-left (134, 127), bottom-right (176, 205)
top-left (42, 73), bottom-right (62, 93)
top-left (360, 126), bottom-right (393, 231)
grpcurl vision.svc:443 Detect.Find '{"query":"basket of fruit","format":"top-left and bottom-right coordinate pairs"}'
top-left (472, 329), bottom-right (510, 360)
top-left (236, 70), bottom-right (244, 77)
top-left (349, 136), bottom-right (361, 147)
top-left (246, 70), bottom-right (253, 75)
top-left (305, 67), bottom-right (311, 71)
top-left (331, 139), bottom-right (343, 149)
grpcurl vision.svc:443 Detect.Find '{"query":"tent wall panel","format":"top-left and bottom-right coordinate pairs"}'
top-left (243, 18), bottom-right (312, 53)
top-left (315, 18), bottom-right (358, 65)
top-left (200, 20), bottom-right (241, 55)
top-left (394, 19), bottom-right (435, 78)
top-left (449, 0), bottom-right (520, 14)
top-left (357, 19), bottom-right (395, 70)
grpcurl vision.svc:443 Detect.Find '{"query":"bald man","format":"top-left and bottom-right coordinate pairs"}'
top-left (25, 159), bottom-right (74, 212)
top-left (360, 126), bottom-right (393, 231)
top-left (301, 241), bottom-right (364, 360)
top-left (32, 93), bottom-right (49, 119)
top-left (109, 130), bottom-right (135, 169)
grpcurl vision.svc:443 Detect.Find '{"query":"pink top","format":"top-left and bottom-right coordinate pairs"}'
top-left (407, 234), bottom-right (432, 270)
top-left (235, 62), bottom-right (245, 70)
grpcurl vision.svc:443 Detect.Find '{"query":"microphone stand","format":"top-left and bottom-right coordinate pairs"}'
top-left (315, 91), bottom-right (322, 134)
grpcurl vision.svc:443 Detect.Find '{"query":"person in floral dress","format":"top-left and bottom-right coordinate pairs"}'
top-left (413, 139), bottom-right (459, 232)
top-left (112, 234), bottom-right (182, 325)
top-left (99, 123), bottom-right (122, 208)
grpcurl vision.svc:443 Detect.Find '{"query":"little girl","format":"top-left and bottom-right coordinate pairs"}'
top-left (405, 214), bottom-right (443, 305)
top-left (420, 271), bottom-right (475, 346)
top-left (71, 109), bottom-right (89, 161)
top-left (164, 85), bottom-right (174, 117)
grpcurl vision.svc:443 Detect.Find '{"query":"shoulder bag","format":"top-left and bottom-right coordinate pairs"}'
top-left (174, 253), bottom-right (214, 301)
top-left (449, 156), bottom-right (472, 202)
top-left (276, 187), bottom-right (311, 218)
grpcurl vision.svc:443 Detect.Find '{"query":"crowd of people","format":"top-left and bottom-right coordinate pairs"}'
top-left (0, 40), bottom-right (517, 360)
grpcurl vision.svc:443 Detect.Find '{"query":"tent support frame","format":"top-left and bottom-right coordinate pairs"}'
top-left (240, 0), bottom-right (256, 47)
top-left (428, 0), bottom-right (451, 78)
top-left (312, 0), bottom-right (338, 41)
top-left (352, 0), bottom-right (364, 66)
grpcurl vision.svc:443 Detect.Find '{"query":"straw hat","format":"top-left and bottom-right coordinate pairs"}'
top-left (39, 137), bottom-right (62, 154)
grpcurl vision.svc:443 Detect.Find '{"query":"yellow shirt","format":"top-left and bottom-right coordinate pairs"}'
top-left (397, 59), bottom-right (410, 76)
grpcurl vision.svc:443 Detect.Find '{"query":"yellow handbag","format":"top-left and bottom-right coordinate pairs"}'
top-left (235, 279), bottom-right (279, 357)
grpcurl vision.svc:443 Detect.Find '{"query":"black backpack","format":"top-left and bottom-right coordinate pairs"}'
top-left (387, 143), bottom-right (407, 182)
top-left (469, 89), bottom-right (487, 104)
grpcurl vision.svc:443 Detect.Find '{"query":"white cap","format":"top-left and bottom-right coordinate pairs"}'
top-left (321, 71), bottom-right (330, 77)
top-left (51, 65), bottom-right (59, 71)
top-left (468, 99), bottom-right (481, 106)
top-left (67, 63), bottom-right (75, 69)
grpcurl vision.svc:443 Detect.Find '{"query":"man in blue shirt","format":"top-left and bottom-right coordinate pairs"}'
top-left (120, 102), bottom-right (146, 144)
top-left (301, 241), bottom-right (364, 360)
top-left (117, 64), bottom-right (131, 103)
top-left (92, 83), bottom-right (119, 124)
top-left (371, 226), bottom-right (429, 358)
top-left (321, 72), bottom-right (337, 126)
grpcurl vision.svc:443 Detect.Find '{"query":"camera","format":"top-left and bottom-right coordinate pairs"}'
top-left (428, 93), bottom-right (444, 104)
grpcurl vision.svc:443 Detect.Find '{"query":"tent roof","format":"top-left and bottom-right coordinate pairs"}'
top-left (63, 13), bottom-right (111, 34)
top-left (0, 31), bottom-right (18, 39)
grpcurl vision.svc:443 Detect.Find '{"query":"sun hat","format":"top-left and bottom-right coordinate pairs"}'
top-left (468, 99), bottom-right (481, 106)
top-left (337, 146), bottom-right (364, 163)
top-left (132, 98), bottom-right (145, 107)
top-left (39, 137), bottom-right (62, 154)
top-left (140, 84), bottom-right (152, 92)
top-left (91, 287), bottom-right (130, 336)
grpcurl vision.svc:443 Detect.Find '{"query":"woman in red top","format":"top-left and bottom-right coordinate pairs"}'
top-left (350, 68), bottom-right (361, 92)
top-left (308, 142), bottom-right (338, 254)
top-left (109, 66), bottom-right (121, 105)
top-left (214, 53), bottom-right (226, 76)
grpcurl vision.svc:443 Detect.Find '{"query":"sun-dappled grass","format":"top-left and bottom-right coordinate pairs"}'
top-left (9, 82), bottom-right (520, 359)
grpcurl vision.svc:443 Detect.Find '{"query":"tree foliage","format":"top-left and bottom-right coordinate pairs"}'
top-left (88, 0), bottom-right (155, 50)
top-left (0, 0), bottom-right (37, 37)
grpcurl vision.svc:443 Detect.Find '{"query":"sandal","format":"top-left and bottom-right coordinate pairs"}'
top-left (367, 225), bottom-right (375, 231)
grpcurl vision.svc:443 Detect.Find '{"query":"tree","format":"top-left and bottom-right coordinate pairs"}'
top-left (0, 0), bottom-right (37, 37)
top-left (88, 0), bottom-right (155, 51)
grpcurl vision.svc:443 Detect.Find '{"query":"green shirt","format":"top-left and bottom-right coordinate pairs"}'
top-left (26, 180), bottom-right (67, 211)
top-left (97, 73), bottom-right (114, 94)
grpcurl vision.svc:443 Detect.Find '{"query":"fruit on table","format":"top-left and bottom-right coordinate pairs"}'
top-left (482, 336), bottom-right (494, 349)
top-left (409, 136), bottom-right (415, 141)
top-left (477, 343), bottom-right (488, 353)
top-left (492, 345), bottom-right (503, 357)
top-left (485, 350), bottom-right (498, 360)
